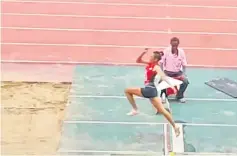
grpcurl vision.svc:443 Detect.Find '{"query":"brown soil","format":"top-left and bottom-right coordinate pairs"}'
top-left (1, 82), bottom-right (71, 155)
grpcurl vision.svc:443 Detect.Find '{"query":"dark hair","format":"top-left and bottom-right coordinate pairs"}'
top-left (170, 37), bottom-right (180, 44)
top-left (153, 51), bottom-right (163, 61)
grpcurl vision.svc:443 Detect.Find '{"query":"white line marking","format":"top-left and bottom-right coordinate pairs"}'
top-left (183, 123), bottom-right (237, 127)
top-left (163, 123), bottom-right (169, 156)
top-left (58, 149), bottom-right (160, 155)
top-left (0, 59), bottom-right (143, 65)
top-left (3, 0), bottom-right (237, 9)
top-left (3, 13), bottom-right (237, 22)
top-left (64, 120), bottom-right (166, 125)
top-left (64, 120), bottom-right (237, 127)
top-left (2, 43), bottom-right (237, 51)
top-left (69, 95), bottom-right (237, 102)
top-left (2, 60), bottom-right (237, 69)
top-left (3, 27), bottom-right (237, 36)
top-left (180, 152), bottom-right (237, 155)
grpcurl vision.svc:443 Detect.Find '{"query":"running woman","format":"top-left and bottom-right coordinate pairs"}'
top-left (124, 48), bottom-right (180, 136)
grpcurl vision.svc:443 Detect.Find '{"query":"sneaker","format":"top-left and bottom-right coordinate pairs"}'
top-left (127, 109), bottom-right (139, 116)
top-left (178, 98), bottom-right (186, 103)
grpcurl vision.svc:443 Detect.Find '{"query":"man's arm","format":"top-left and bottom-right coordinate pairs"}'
top-left (159, 48), bottom-right (167, 71)
top-left (181, 49), bottom-right (188, 74)
top-left (159, 62), bottom-right (164, 71)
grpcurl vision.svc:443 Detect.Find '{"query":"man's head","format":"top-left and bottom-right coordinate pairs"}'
top-left (149, 51), bottom-right (164, 63)
top-left (170, 37), bottom-right (180, 51)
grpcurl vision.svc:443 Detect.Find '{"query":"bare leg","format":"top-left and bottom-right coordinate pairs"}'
top-left (150, 97), bottom-right (180, 137)
top-left (124, 88), bottom-right (143, 115)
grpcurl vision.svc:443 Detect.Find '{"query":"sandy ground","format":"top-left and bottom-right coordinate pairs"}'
top-left (1, 82), bottom-right (71, 155)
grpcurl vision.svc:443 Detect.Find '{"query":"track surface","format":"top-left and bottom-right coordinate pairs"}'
top-left (2, 0), bottom-right (237, 67)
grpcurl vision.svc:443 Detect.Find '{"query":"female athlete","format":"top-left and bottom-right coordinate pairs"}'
top-left (124, 48), bottom-right (180, 137)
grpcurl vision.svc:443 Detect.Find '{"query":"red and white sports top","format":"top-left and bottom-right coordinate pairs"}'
top-left (144, 63), bottom-right (157, 85)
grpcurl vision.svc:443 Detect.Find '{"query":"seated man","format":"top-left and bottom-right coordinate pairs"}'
top-left (160, 37), bottom-right (189, 103)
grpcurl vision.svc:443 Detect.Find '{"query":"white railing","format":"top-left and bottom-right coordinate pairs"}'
top-left (175, 152), bottom-right (237, 156)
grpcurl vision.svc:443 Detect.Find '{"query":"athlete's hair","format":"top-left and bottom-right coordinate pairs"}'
top-left (153, 51), bottom-right (163, 61)
top-left (170, 37), bottom-right (180, 44)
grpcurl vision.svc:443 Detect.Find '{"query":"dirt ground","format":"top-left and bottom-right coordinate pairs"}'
top-left (1, 81), bottom-right (71, 155)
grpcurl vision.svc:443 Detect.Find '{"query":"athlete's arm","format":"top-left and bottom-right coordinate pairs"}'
top-left (154, 65), bottom-right (176, 90)
top-left (136, 48), bottom-right (149, 64)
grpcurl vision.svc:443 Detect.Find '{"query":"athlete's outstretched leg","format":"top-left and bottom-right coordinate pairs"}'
top-left (150, 97), bottom-right (180, 137)
top-left (124, 87), bottom-right (143, 116)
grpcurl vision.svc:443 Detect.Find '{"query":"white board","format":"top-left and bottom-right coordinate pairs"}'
top-left (157, 77), bottom-right (183, 90)
top-left (172, 123), bottom-right (185, 153)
